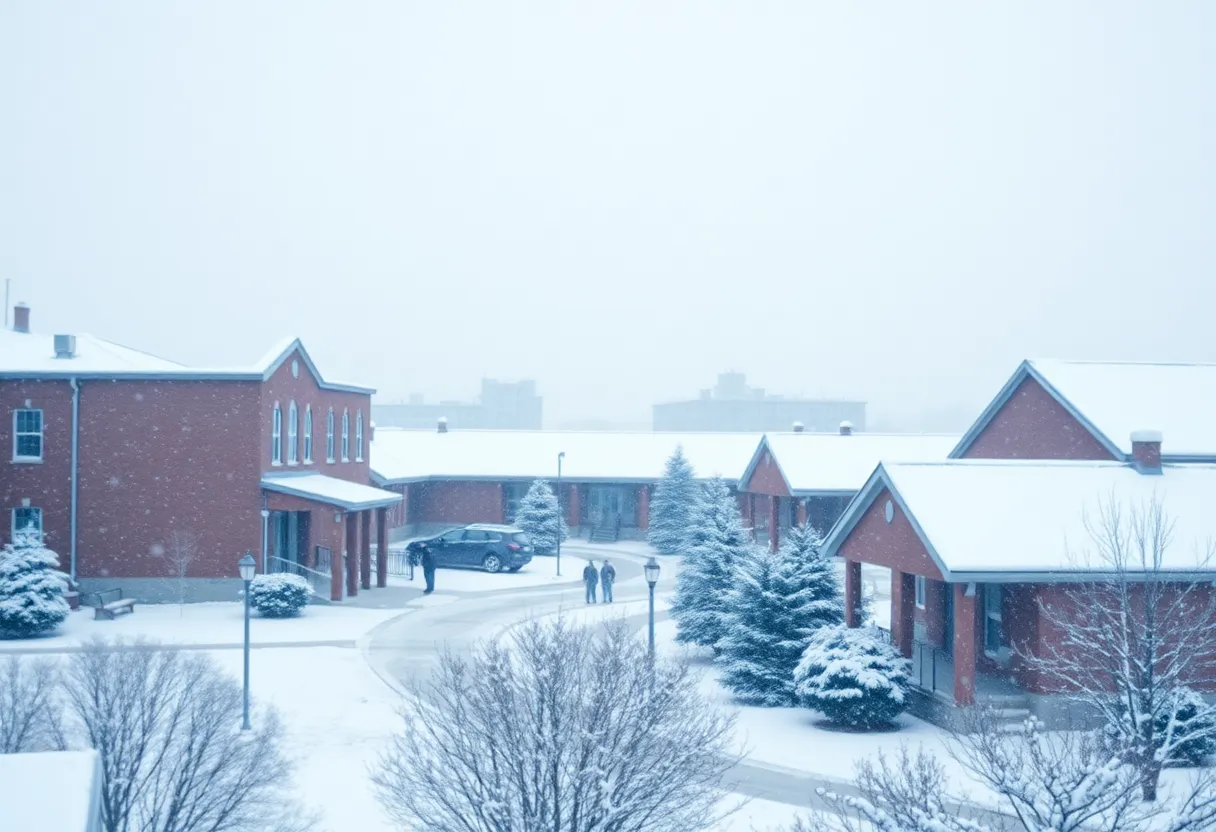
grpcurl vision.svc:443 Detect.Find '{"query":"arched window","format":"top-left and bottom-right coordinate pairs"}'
top-left (326, 408), bottom-right (335, 462)
top-left (271, 403), bottom-right (282, 464)
top-left (303, 406), bottom-right (313, 462)
top-left (287, 401), bottom-right (298, 464)
top-left (355, 411), bottom-right (364, 462)
top-left (341, 409), bottom-right (350, 461)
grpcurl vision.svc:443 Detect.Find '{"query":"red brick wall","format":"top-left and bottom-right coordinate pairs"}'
top-left (412, 481), bottom-right (504, 525)
top-left (740, 449), bottom-right (791, 497)
top-left (961, 377), bottom-right (1118, 461)
top-left (836, 488), bottom-right (944, 579)
top-left (1, 380), bottom-right (74, 557)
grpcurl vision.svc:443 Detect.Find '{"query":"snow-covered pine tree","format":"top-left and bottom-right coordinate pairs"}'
top-left (647, 445), bottom-right (699, 554)
top-left (794, 624), bottom-right (910, 729)
top-left (671, 477), bottom-right (751, 649)
top-left (514, 479), bottom-right (567, 553)
top-left (0, 526), bottom-right (70, 638)
top-left (717, 524), bottom-right (845, 706)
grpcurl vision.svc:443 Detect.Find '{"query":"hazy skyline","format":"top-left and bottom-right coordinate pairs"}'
top-left (3, 3), bottom-right (1214, 429)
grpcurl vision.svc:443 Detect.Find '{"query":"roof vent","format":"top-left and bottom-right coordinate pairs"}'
top-left (792, 421), bottom-right (804, 433)
top-left (839, 421), bottom-right (853, 436)
top-left (13, 303), bottom-right (29, 333)
top-left (53, 334), bottom-right (76, 359)
top-left (437, 416), bottom-right (448, 434)
top-left (1130, 430), bottom-right (1162, 474)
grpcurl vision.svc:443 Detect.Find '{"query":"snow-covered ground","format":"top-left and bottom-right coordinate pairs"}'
top-left (714, 796), bottom-right (802, 831)
top-left (387, 555), bottom-right (595, 593)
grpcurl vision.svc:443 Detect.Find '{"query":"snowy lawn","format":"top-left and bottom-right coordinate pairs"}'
top-left (0, 601), bottom-right (401, 651)
top-left (387, 556), bottom-right (593, 594)
top-left (712, 796), bottom-right (802, 831)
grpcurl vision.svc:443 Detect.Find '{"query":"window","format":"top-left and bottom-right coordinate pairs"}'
top-left (341, 409), bottom-right (350, 461)
top-left (914, 575), bottom-right (926, 609)
top-left (11, 506), bottom-right (42, 542)
top-left (303, 406), bottom-right (313, 462)
top-left (503, 483), bottom-right (530, 522)
top-left (287, 401), bottom-right (298, 464)
top-left (355, 411), bottom-right (364, 462)
top-left (463, 530), bottom-right (489, 542)
top-left (440, 529), bottom-right (465, 543)
top-left (13, 409), bottom-right (43, 461)
top-left (326, 408), bottom-right (335, 462)
top-left (271, 403), bottom-right (282, 464)
top-left (984, 584), bottom-right (1004, 654)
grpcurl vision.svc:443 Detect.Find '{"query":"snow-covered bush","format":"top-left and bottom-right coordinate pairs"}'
top-left (0, 526), bottom-right (70, 638)
top-left (1104, 686), bottom-right (1216, 768)
top-left (794, 625), bottom-right (910, 729)
top-left (248, 574), bottom-right (311, 618)
top-left (648, 445), bottom-right (699, 554)
top-left (514, 479), bottom-right (567, 553)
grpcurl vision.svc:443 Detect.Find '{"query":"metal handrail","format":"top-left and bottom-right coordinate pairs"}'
top-left (266, 555), bottom-right (331, 597)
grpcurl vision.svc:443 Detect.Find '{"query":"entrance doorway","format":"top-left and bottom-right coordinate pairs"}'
top-left (269, 511), bottom-right (312, 570)
top-left (586, 486), bottom-right (637, 528)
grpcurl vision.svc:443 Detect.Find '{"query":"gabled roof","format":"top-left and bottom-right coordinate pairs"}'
top-left (951, 359), bottom-right (1216, 461)
top-left (738, 431), bottom-right (960, 496)
top-left (261, 472), bottom-right (402, 511)
top-left (821, 459), bottom-right (1216, 582)
top-left (370, 429), bottom-right (762, 485)
top-left (248, 337), bottom-right (374, 394)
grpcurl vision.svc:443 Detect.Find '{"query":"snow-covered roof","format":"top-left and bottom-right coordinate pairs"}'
top-left (0, 750), bottom-right (103, 832)
top-left (952, 359), bottom-right (1216, 460)
top-left (823, 459), bottom-right (1216, 581)
top-left (370, 429), bottom-right (764, 484)
top-left (261, 472), bottom-right (402, 510)
top-left (0, 328), bottom-right (374, 392)
top-left (741, 432), bottom-right (960, 495)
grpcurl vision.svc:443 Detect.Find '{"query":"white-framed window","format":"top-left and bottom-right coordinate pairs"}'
top-left (13, 409), bottom-right (44, 462)
top-left (355, 411), bottom-right (364, 461)
top-left (303, 406), bottom-right (313, 463)
top-left (341, 409), bottom-right (350, 461)
top-left (11, 506), bottom-right (42, 542)
top-left (326, 408), bottom-right (335, 463)
top-left (271, 403), bottom-right (282, 465)
top-left (287, 401), bottom-right (299, 464)
top-left (914, 575), bottom-right (926, 609)
top-left (983, 584), bottom-right (1004, 654)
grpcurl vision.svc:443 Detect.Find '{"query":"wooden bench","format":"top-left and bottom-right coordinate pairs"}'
top-left (87, 588), bottom-right (137, 620)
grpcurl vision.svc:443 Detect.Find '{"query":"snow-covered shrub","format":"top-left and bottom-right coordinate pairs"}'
top-left (1104, 686), bottom-right (1216, 768)
top-left (0, 526), bottom-right (70, 638)
top-left (248, 574), bottom-right (311, 618)
top-left (514, 479), bottom-right (567, 553)
top-left (648, 445), bottom-right (699, 554)
top-left (794, 625), bottom-right (910, 729)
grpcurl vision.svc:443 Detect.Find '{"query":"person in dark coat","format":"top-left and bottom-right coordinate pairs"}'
top-left (583, 560), bottom-right (599, 604)
top-left (600, 560), bottom-right (617, 603)
top-left (421, 546), bottom-right (437, 594)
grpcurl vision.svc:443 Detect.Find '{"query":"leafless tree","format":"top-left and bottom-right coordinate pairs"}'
top-left (1022, 494), bottom-right (1216, 801)
top-left (61, 638), bottom-right (315, 832)
top-left (372, 615), bottom-right (743, 832)
top-left (155, 531), bottom-right (200, 614)
top-left (0, 655), bottom-right (65, 752)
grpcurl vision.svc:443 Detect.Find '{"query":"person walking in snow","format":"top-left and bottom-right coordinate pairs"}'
top-left (421, 546), bottom-right (437, 594)
top-left (583, 560), bottom-right (599, 604)
top-left (600, 559), bottom-right (617, 603)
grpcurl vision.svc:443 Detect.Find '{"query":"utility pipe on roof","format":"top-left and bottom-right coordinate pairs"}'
top-left (69, 377), bottom-right (80, 580)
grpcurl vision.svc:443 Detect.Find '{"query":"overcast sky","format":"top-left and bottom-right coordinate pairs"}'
top-left (3, 3), bottom-right (1214, 428)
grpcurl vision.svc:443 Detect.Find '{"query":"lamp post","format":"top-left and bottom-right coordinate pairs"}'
top-left (238, 552), bottom-right (256, 731)
top-left (556, 451), bottom-right (565, 577)
top-left (260, 507), bottom-right (270, 573)
top-left (644, 557), bottom-right (661, 661)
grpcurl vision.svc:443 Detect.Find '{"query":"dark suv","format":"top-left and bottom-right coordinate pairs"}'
top-left (407, 524), bottom-right (533, 573)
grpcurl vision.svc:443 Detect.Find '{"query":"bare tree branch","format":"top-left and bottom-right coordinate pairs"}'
top-left (0, 655), bottom-right (65, 753)
top-left (154, 531), bottom-right (200, 614)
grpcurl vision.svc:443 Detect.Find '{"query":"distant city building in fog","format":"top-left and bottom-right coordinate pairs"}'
top-left (374, 379), bottom-right (542, 430)
top-left (653, 372), bottom-right (866, 433)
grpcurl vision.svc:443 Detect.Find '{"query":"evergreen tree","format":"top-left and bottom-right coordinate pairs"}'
top-left (716, 524), bottom-right (845, 706)
top-left (671, 477), bottom-right (750, 649)
top-left (794, 624), bottom-right (911, 729)
top-left (0, 526), bottom-right (70, 638)
top-left (647, 445), bottom-right (699, 554)
top-left (514, 479), bottom-right (567, 553)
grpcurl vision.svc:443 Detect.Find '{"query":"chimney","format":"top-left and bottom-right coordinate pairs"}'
top-left (792, 421), bottom-right (804, 433)
top-left (13, 303), bottom-right (29, 333)
top-left (1130, 430), bottom-right (1162, 474)
top-left (839, 420), bottom-right (853, 436)
top-left (437, 416), bottom-right (448, 434)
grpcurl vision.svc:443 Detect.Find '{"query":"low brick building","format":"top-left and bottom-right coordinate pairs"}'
top-left (1, 305), bottom-right (399, 602)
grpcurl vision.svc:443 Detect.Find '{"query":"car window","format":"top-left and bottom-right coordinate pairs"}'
top-left (484, 532), bottom-right (502, 541)
top-left (512, 533), bottom-right (531, 545)
top-left (463, 530), bottom-right (489, 542)
top-left (440, 530), bottom-right (465, 543)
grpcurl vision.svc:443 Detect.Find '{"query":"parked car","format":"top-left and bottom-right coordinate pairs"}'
top-left (406, 524), bottom-right (533, 573)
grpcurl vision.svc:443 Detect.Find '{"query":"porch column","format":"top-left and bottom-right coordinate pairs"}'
top-left (330, 524), bottom-right (344, 602)
top-left (768, 497), bottom-right (780, 552)
top-left (844, 559), bottom-right (862, 627)
top-left (796, 499), bottom-right (808, 527)
top-left (360, 510), bottom-right (372, 590)
top-left (747, 494), bottom-right (756, 540)
top-left (375, 508), bottom-right (389, 588)
top-left (567, 485), bottom-right (580, 529)
top-left (891, 572), bottom-right (915, 658)
top-left (953, 583), bottom-right (978, 706)
top-left (496, 483), bottom-right (505, 524)
top-left (637, 485), bottom-right (650, 530)
top-left (345, 513), bottom-right (359, 597)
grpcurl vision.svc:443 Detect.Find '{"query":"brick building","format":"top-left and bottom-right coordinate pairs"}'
top-left (1, 305), bottom-right (399, 602)
top-left (822, 359), bottom-right (1216, 723)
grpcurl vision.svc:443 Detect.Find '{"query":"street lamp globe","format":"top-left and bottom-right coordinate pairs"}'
top-left (644, 557), bottom-right (661, 587)
top-left (238, 552), bottom-right (257, 582)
